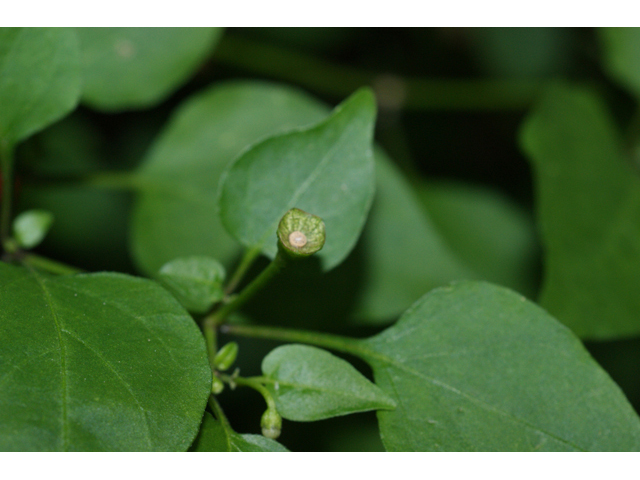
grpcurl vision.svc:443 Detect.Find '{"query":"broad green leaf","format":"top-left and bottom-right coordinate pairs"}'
top-left (359, 281), bottom-right (640, 451)
top-left (130, 81), bottom-right (330, 275)
top-left (13, 209), bottom-right (54, 249)
top-left (261, 344), bottom-right (395, 421)
top-left (416, 179), bottom-right (538, 298)
top-left (599, 28), bottom-right (640, 99)
top-left (191, 412), bottom-right (289, 452)
top-left (76, 28), bottom-right (223, 111)
top-left (158, 256), bottom-right (225, 314)
top-left (352, 150), bottom-right (477, 322)
top-left (520, 84), bottom-right (640, 339)
top-left (0, 263), bottom-right (211, 451)
top-left (0, 27), bottom-right (81, 147)
top-left (218, 88), bottom-right (376, 271)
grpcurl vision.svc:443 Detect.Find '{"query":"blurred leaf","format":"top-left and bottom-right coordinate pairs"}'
top-left (600, 27), bottom-right (640, 99)
top-left (521, 84), bottom-right (640, 339)
top-left (12, 209), bottom-right (54, 249)
top-left (219, 88), bottom-right (376, 271)
top-left (261, 344), bottom-right (395, 421)
top-left (130, 81), bottom-right (329, 276)
top-left (18, 186), bottom-right (132, 272)
top-left (191, 412), bottom-right (289, 452)
top-left (361, 281), bottom-right (640, 451)
top-left (0, 263), bottom-right (211, 451)
top-left (417, 180), bottom-right (538, 298)
top-left (158, 256), bottom-right (225, 314)
top-left (468, 27), bottom-right (576, 78)
top-left (0, 27), bottom-right (81, 147)
top-left (351, 150), bottom-right (476, 322)
top-left (76, 27), bottom-right (223, 111)
top-left (19, 111), bottom-right (104, 176)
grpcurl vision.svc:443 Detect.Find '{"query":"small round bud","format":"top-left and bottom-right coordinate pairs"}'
top-left (211, 375), bottom-right (225, 395)
top-left (213, 342), bottom-right (239, 371)
top-left (277, 208), bottom-right (325, 258)
top-left (260, 407), bottom-right (282, 439)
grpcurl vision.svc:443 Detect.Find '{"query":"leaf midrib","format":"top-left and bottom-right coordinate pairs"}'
top-left (256, 112), bottom-right (362, 249)
top-left (371, 354), bottom-right (585, 452)
top-left (29, 269), bottom-right (70, 451)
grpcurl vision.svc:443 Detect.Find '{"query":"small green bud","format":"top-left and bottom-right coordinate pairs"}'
top-left (13, 210), bottom-right (54, 249)
top-left (260, 407), bottom-right (282, 439)
top-left (277, 208), bottom-right (326, 258)
top-left (211, 375), bottom-right (225, 395)
top-left (213, 341), bottom-right (239, 371)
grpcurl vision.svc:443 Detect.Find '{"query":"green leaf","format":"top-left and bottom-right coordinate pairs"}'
top-left (599, 27), bottom-right (640, 99)
top-left (76, 27), bottom-right (223, 111)
top-left (261, 344), bottom-right (395, 422)
top-left (218, 88), bottom-right (377, 271)
top-left (130, 81), bottom-right (329, 275)
top-left (520, 84), bottom-right (640, 339)
top-left (0, 27), bottom-right (81, 147)
top-left (0, 262), bottom-right (211, 451)
top-left (359, 281), bottom-right (640, 451)
top-left (351, 149), bottom-right (477, 323)
top-left (158, 256), bottom-right (225, 314)
top-left (13, 209), bottom-right (54, 249)
top-left (416, 179), bottom-right (538, 298)
top-left (191, 412), bottom-right (289, 452)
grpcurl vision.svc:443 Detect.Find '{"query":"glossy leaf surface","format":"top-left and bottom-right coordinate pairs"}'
top-left (0, 27), bottom-right (81, 147)
top-left (219, 88), bottom-right (376, 270)
top-left (158, 256), bottom-right (225, 314)
top-left (130, 81), bottom-right (329, 275)
top-left (0, 263), bottom-right (211, 451)
top-left (360, 281), bottom-right (640, 451)
top-left (76, 28), bottom-right (222, 111)
top-left (191, 412), bottom-right (289, 452)
top-left (261, 344), bottom-right (395, 421)
top-left (521, 84), bottom-right (640, 339)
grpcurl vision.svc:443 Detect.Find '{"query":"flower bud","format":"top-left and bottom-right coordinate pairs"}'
top-left (260, 407), bottom-right (282, 439)
top-left (277, 208), bottom-right (326, 258)
top-left (211, 375), bottom-right (224, 395)
top-left (213, 341), bottom-right (239, 371)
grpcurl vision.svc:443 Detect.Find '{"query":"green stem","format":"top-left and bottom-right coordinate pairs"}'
top-left (215, 34), bottom-right (547, 111)
top-left (208, 395), bottom-right (231, 428)
top-left (82, 171), bottom-right (142, 192)
top-left (220, 322), bottom-right (380, 362)
top-left (224, 246), bottom-right (262, 295)
top-left (203, 320), bottom-right (218, 372)
top-left (221, 374), bottom-right (277, 412)
top-left (205, 251), bottom-right (288, 327)
top-left (0, 141), bottom-right (15, 244)
top-left (21, 253), bottom-right (83, 275)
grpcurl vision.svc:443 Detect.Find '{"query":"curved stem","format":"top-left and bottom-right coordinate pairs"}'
top-left (82, 171), bottom-right (143, 192)
top-left (203, 322), bottom-right (217, 372)
top-left (208, 395), bottom-right (231, 427)
top-left (221, 373), bottom-right (277, 412)
top-left (224, 246), bottom-right (262, 295)
top-left (204, 251), bottom-right (287, 328)
top-left (22, 253), bottom-right (83, 275)
top-left (214, 33), bottom-right (548, 111)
